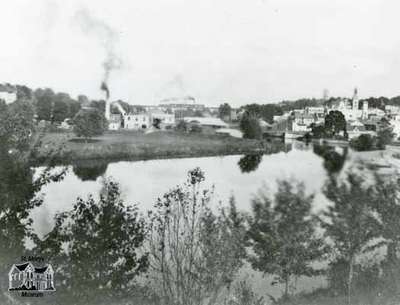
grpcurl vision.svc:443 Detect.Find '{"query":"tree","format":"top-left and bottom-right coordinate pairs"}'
top-left (321, 171), bottom-right (380, 305)
top-left (34, 179), bottom-right (149, 304)
top-left (90, 100), bottom-right (106, 113)
top-left (148, 168), bottom-right (247, 305)
top-left (247, 180), bottom-right (325, 299)
top-left (77, 94), bottom-right (90, 105)
top-left (35, 88), bottom-right (55, 121)
top-left (53, 99), bottom-right (70, 123)
top-left (16, 85), bottom-right (33, 100)
top-left (0, 99), bottom-right (36, 153)
top-left (370, 174), bottom-right (400, 294)
top-left (219, 103), bottom-right (232, 120)
top-left (324, 110), bottom-right (346, 137)
top-left (69, 100), bottom-right (82, 118)
top-left (241, 104), bottom-right (283, 124)
top-left (360, 97), bottom-right (388, 110)
top-left (376, 117), bottom-right (394, 149)
top-left (73, 109), bottom-right (107, 141)
top-left (349, 134), bottom-right (375, 151)
top-left (239, 112), bottom-right (262, 139)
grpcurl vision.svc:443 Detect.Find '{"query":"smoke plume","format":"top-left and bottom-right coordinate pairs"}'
top-left (74, 8), bottom-right (122, 99)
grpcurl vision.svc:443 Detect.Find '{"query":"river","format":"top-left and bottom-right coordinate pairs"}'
top-left (32, 140), bottom-right (337, 237)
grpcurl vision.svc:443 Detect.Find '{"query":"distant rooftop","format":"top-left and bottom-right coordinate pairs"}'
top-left (160, 96), bottom-right (196, 104)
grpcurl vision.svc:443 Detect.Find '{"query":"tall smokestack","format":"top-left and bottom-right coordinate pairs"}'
top-left (101, 81), bottom-right (111, 120)
top-left (74, 8), bottom-right (122, 122)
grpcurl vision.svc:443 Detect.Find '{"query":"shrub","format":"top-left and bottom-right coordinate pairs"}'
top-left (227, 280), bottom-right (265, 305)
top-left (190, 124), bottom-right (202, 133)
top-left (349, 134), bottom-right (375, 151)
top-left (175, 120), bottom-right (188, 132)
top-left (376, 128), bottom-right (394, 149)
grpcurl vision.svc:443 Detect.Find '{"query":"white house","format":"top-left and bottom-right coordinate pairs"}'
top-left (390, 115), bottom-right (400, 139)
top-left (125, 113), bottom-right (151, 130)
top-left (9, 262), bottom-right (55, 291)
top-left (291, 113), bottom-right (315, 132)
top-left (305, 107), bottom-right (325, 115)
top-left (385, 105), bottom-right (400, 115)
top-left (150, 110), bottom-right (175, 128)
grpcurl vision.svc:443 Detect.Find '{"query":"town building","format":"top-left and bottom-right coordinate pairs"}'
top-left (385, 105), bottom-right (400, 115)
top-left (149, 110), bottom-right (175, 129)
top-left (346, 121), bottom-right (375, 139)
top-left (125, 113), bottom-right (151, 130)
top-left (330, 88), bottom-right (369, 121)
top-left (291, 113), bottom-right (315, 132)
top-left (106, 101), bottom-right (175, 131)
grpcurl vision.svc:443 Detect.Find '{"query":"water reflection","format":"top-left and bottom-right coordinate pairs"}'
top-left (72, 161), bottom-right (108, 181)
top-left (313, 144), bottom-right (348, 175)
top-left (238, 154), bottom-right (263, 173)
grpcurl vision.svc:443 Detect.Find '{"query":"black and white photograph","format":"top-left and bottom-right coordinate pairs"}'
top-left (1, 0), bottom-right (400, 304)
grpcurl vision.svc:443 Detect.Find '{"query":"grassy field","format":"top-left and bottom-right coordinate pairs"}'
top-left (35, 130), bottom-right (268, 164)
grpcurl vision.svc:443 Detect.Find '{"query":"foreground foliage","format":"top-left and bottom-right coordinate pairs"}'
top-left (247, 180), bottom-right (325, 298)
top-left (147, 168), bottom-right (247, 305)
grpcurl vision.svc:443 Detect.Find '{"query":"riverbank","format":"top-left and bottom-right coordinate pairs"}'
top-left (34, 130), bottom-right (272, 165)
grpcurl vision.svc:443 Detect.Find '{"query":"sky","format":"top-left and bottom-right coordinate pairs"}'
top-left (1, 0), bottom-right (400, 107)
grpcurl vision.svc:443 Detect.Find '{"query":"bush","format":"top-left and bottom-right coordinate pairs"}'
top-left (349, 134), bottom-right (375, 151)
top-left (376, 128), bottom-right (394, 149)
top-left (227, 280), bottom-right (265, 305)
top-left (311, 124), bottom-right (326, 138)
top-left (190, 124), bottom-right (202, 133)
top-left (175, 120), bottom-right (188, 132)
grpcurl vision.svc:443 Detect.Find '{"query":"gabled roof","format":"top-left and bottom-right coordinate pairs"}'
top-left (15, 263), bottom-right (30, 271)
top-left (34, 266), bottom-right (49, 274)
